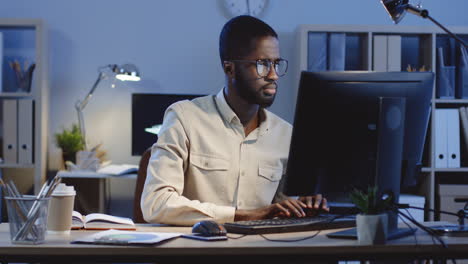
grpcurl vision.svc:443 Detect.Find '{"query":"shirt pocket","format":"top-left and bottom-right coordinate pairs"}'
top-left (256, 163), bottom-right (283, 205)
top-left (190, 153), bottom-right (229, 171)
top-left (258, 164), bottom-right (282, 182)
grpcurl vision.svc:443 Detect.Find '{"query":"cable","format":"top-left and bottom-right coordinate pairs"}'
top-left (398, 209), bottom-right (448, 249)
top-left (259, 230), bottom-right (322, 242)
top-left (226, 234), bottom-right (247, 239)
top-left (256, 214), bottom-right (348, 242)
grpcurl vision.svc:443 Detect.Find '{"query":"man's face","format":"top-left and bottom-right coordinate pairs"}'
top-left (233, 36), bottom-right (280, 108)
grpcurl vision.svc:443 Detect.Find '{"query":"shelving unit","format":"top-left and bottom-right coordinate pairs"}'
top-left (296, 24), bottom-right (468, 221)
top-left (0, 19), bottom-right (48, 196)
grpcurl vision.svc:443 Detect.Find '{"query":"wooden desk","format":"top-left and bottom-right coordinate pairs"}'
top-left (1, 223), bottom-right (468, 263)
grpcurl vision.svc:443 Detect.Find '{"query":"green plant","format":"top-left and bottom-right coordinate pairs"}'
top-left (350, 186), bottom-right (393, 215)
top-left (54, 124), bottom-right (84, 155)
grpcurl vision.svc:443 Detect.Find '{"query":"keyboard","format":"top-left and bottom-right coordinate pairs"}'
top-left (223, 214), bottom-right (356, 234)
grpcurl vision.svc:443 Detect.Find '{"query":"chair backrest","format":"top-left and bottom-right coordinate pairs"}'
top-left (133, 147), bottom-right (152, 223)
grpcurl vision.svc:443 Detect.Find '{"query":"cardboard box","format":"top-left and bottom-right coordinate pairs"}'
top-left (438, 184), bottom-right (468, 222)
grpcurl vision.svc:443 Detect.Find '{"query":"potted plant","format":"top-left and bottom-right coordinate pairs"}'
top-left (350, 186), bottom-right (393, 245)
top-left (54, 124), bottom-right (84, 167)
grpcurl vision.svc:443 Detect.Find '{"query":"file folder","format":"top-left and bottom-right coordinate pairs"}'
top-left (373, 35), bottom-right (388, 72)
top-left (327, 33), bottom-right (346, 71)
top-left (18, 99), bottom-right (33, 164)
top-left (307, 32), bottom-right (327, 71)
top-left (3, 99), bottom-right (18, 164)
top-left (437, 47), bottom-right (456, 99)
top-left (446, 109), bottom-right (460, 168)
top-left (387, 35), bottom-right (401, 71)
top-left (434, 109), bottom-right (448, 168)
top-left (456, 46), bottom-right (468, 99)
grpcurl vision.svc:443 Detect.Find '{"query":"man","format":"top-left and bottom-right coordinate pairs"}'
top-left (141, 15), bottom-right (327, 226)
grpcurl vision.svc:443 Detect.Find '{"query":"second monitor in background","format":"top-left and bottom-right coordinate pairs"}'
top-left (131, 93), bottom-right (203, 156)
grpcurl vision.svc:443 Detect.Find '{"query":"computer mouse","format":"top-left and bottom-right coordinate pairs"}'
top-left (192, 220), bottom-right (227, 237)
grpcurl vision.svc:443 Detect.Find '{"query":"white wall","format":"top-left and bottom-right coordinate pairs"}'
top-left (0, 0), bottom-right (467, 170)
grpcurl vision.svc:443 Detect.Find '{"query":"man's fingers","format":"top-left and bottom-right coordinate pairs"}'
top-left (283, 199), bottom-right (305, 217)
top-left (321, 197), bottom-right (329, 211)
top-left (296, 199), bottom-right (307, 208)
top-left (313, 194), bottom-right (323, 209)
top-left (274, 203), bottom-right (290, 217)
top-left (305, 196), bottom-right (313, 208)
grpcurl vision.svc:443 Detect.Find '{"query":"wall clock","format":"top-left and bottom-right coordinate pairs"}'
top-left (222, 0), bottom-right (270, 18)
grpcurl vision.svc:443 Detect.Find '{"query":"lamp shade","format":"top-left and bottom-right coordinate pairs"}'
top-left (113, 64), bottom-right (141, 81)
top-left (381, 0), bottom-right (409, 24)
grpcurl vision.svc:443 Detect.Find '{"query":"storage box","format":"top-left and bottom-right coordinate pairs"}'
top-left (438, 184), bottom-right (468, 222)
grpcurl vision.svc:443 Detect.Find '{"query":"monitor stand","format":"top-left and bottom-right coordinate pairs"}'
top-left (327, 227), bottom-right (416, 240)
top-left (327, 210), bottom-right (417, 240)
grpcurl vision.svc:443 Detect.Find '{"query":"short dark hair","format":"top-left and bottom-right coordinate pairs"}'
top-left (219, 15), bottom-right (278, 63)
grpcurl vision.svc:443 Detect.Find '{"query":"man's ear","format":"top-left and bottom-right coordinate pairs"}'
top-left (223, 61), bottom-right (234, 77)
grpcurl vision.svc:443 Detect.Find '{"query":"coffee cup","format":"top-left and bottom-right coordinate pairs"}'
top-left (47, 183), bottom-right (76, 234)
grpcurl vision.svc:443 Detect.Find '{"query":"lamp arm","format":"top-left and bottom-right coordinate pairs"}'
top-left (74, 71), bottom-right (106, 151)
top-left (426, 15), bottom-right (468, 48)
top-left (406, 5), bottom-right (467, 48)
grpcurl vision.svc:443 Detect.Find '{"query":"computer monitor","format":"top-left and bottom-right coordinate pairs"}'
top-left (284, 71), bottom-right (434, 238)
top-left (131, 93), bottom-right (203, 156)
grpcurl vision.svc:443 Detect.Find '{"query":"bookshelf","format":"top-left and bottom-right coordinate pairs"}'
top-left (296, 24), bottom-right (468, 220)
top-left (0, 18), bottom-right (49, 198)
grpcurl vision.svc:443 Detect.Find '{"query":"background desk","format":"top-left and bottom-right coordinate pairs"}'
top-left (0, 223), bottom-right (468, 263)
top-left (57, 171), bottom-right (136, 217)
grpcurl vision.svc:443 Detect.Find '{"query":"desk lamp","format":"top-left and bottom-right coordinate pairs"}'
top-left (381, 0), bottom-right (467, 48)
top-left (75, 64), bottom-right (141, 150)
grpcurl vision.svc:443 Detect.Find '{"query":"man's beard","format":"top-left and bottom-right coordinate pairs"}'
top-left (234, 71), bottom-right (276, 108)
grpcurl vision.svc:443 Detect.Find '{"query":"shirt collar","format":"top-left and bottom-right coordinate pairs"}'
top-left (215, 88), bottom-right (271, 136)
top-left (215, 89), bottom-right (238, 124)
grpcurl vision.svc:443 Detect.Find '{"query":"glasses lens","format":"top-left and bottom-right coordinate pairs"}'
top-left (275, 60), bottom-right (288, 76)
top-left (256, 61), bottom-right (269, 77)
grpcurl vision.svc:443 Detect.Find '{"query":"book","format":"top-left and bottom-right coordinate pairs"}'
top-left (72, 229), bottom-right (182, 245)
top-left (72, 211), bottom-right (136, 230)
top-left (96, 164), bottom-right (138, 175)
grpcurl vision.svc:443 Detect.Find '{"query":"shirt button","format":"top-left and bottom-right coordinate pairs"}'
top-left (241, 171), bottom-right (245, 176)
top-left (204, 162), bottom-right (209, 166)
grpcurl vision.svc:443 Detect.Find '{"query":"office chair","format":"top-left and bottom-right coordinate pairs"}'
top-left (133, 147), bottom-right (152, 223)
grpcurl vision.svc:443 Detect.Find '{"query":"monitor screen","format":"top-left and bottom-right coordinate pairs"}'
top-left (284, 71), bottom-right (434, 204)
top-left (132, 93), bottom-right (204, 156)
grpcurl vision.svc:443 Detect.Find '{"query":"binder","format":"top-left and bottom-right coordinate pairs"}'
top-left (458, 107), bottom-right (468, 155)
top-left (307, 32), bottom-right (327, 71)
top-left (387, 35), bottom-right (401, 71)
top-left (3, 99), bottom-right (18, 164)
top-left (434, 109), bottom-right (448, 168)
top-left (327, 33), bottom-right (346, 71)
top-left (18, 99), bottom-right (33, 164)
top-left (373, 35), bottom-right (388, 72)
top-left (446, 109), bottom-right (460, 168)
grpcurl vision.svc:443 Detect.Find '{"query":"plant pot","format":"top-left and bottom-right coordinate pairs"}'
top-left (62, 151), bottom-right (77, 167)
top-left (356, 213), bottom-right (388, 245)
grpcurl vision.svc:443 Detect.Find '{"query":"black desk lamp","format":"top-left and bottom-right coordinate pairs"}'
top-left (75, 64), bottom-right (141, 150)
top-left (381, 0), bottom-right (467, 48)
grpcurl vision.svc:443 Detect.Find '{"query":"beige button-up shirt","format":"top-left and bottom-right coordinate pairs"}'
top-left (141, 89), bottom-right (292, 226)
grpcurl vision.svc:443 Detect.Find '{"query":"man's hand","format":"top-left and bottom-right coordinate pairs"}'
top-left (234, 194), bottom-right (328, 221)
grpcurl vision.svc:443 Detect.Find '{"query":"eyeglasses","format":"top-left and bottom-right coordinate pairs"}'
top-left (229, 59), bottom-right (288, 78)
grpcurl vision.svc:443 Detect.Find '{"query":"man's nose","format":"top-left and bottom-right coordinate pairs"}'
top-left (265, 65), bottom-right (279, 81)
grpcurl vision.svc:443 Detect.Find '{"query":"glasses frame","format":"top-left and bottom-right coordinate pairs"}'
top-left (229, 59), bottom-right (289, 78)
